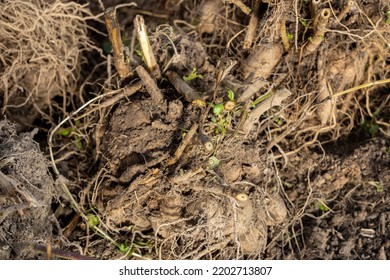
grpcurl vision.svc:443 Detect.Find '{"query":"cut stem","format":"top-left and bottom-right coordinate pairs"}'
top-left (303, 8), bottom-right (331, 56)
top-left (166, 70), bottom-right (206, 108)
top-left (134, 15), bottom-right (161, 79)
top-left (104, 7), bottom-right (131, 78)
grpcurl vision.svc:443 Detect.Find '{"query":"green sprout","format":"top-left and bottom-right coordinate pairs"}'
top-left (118, 243), bottom-right (133, 255)
top-left (58, 127), bottom-right (74, 137)
top-left (87, 214), bottom-right (99, 227)
top-left (212, 103), bottom-right (225, 115)
top-left (227, 89), bottom-right (235, 101)
top-left (314, 202), bottom-right (330, 214)
top-left (368, 181), bottom-right (384, 193)
top-left (386, 11), bottom-right (390, 24)
top-left (361, 119), bottom-right (379, 136)
top-left (299, 18), bottom-right (309, 28)
top-left (318, 204), bottom-right (329, 213)
top-left (57, 120), bottom-right (84, 150)
top-left (183, 67), bottom-right (203, 81)
top-left (287, 33), bottom-right (294, 40)
top-left (274, 116), bottom-right (285, 126)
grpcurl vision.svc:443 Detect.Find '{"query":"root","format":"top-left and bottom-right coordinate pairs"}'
top-left (0, 0), bottom-right (99, 125)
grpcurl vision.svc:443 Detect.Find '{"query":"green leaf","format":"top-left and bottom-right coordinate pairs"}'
top-left (299, 18), bottom-right (309, 28)
top-left (386, 11), bottom-right (390, 24)
top-left (361, 119), bottom-right (379, 136)
top-left (58, 127), bottom-right (73, 137)
top-left (183, 67), bottom-right (203, 82)
top-left (319, 204), bottom-right (329, 212)
top-left (74, 136), bottom-right (83, 150)
top-left (287, 33), bottom-right (294, 40)
top-left (87, 214), bottom-right (99, 227)
top-left (212, 103), bottom-right (224, 115)
top-left (227, 89), bottom-right (235, 101)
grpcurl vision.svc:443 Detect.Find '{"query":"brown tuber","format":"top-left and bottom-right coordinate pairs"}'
top-left (242, 43), bottom-right (284, 80)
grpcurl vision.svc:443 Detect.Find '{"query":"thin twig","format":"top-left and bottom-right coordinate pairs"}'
top-left (325, 78), bottom-right (390, 100)
top-left (167, 123), bottom-right (199, 166)
top-left (225, 0), bottom-right (252, 15)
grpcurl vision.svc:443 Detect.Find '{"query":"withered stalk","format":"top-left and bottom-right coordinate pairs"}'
top-left (337, 1), bottom-right (354, 22)
top-left (280, 19), bottom-right (291, 51)
top-left (303, 8), bottom-right (331, 56)
top-left (243, 0), bottom-right (260, 49)
top-left (225, 0), bottom-right (252, 15)
top-left (135, 65), bottom-right (163, 104)
top-left (166, 70), bottom-right (206, 108)
top-left (167, 123), bottom-right (199, 166)
top-left (104, 7), bottom-right (131, 78)
top-left (310, 0), bottom-right (321, 19)
top-left (134, 15), bottom-right (161, 79)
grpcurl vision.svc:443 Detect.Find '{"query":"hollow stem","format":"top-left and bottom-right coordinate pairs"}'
top-left (303, 8), bottom-right (331, 56)
top-left (134, 15), bottom-right (161, 79)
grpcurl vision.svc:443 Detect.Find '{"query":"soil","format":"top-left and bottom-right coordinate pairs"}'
top-left (0, 0), bottom-right (389, 260)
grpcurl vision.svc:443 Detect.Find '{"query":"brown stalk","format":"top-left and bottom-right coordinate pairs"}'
top-left (167, 123), bottom-right (199, 166)
top-left (104, 7), bottom-right (131, 78)
top-left (243, 0), bottom-right (260, 49)
top-left (166, 70), bottom-right (206, 108)
top-left (225, 0), bottom-right (252, 15)
top-left (135, 65), bottom-right (164, 104)
top-left (337, 1), bottom-right (355, 22)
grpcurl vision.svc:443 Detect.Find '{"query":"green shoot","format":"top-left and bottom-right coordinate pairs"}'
top-left (183, 67), bottom-right (203, 81)
top-left (386, 11), bottom-right (390, 24)
top-left (212, 103), bottom-right (224, 115)
top-left (299, 18), bottom-right (309, 28)
top-left (274, 116), bottom-right (285, 126)
top-left (87, 214), bottom-right (99, 227)
top-left (287, 33), bottom-right (294, 40)
top-left (368, 181), bottom-right (384, 193)
top-left (58, 127), bottom-right (73, 137)
top-left (318, 204), bottom-right (329, 213)
top-left (250, 88), bottom-right (274, 108)
top-left (361, 119), bottom-right (379, 136)
top-left (227, 89), bottom-right (235, 101)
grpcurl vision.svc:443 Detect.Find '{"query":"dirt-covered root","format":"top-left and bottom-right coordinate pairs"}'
top-left (0, 0), bottom-right (98, 126)
top-left (102, 168), bottom-right (289, 259)
top-left (0, 120), bottom-right (58, 259)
